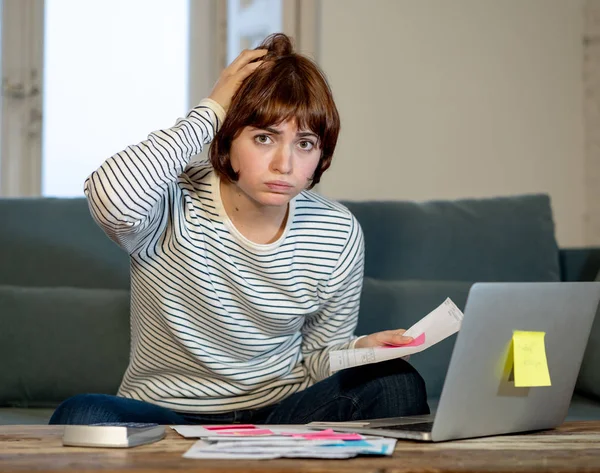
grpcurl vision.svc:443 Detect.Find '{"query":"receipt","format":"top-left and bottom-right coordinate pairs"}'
top-left (329, 298), bottom-right (464, 372)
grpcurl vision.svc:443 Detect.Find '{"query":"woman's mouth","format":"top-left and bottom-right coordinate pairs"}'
top-left (265, 181), bottom-right (293, 192)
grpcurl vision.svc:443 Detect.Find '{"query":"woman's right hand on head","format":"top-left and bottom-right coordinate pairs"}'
top-left (208, 49), bottom-right (267, 112)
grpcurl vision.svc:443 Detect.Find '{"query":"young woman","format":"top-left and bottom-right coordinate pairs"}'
top-left (50, 34), bottom-right (429, 425)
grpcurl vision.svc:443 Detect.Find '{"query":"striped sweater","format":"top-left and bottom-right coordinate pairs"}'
top-left (84, 99), bottom-right (365, 413)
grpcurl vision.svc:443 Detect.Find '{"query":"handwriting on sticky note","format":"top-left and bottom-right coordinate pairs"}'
top-left (384, 333), bottom-right (425, 348)
top-left (512, 331), bottom-right (551, 387)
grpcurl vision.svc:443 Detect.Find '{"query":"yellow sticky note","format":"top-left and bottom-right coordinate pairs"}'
top-left (512, 331), bottom-right (551, 387)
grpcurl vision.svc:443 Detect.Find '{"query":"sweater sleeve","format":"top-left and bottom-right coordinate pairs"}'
top-left (84, 98), bottom-right (225, 253)
top-left (300, 215), bottom-right (365, 382)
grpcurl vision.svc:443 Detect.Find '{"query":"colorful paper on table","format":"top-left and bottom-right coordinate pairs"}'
top-left (217, 429), bottom-right (274, 436)
top-left (200, 424), bottom-right (274, 436)
top-left (172, 425), bottom-right (349, 439)
top-left (512, 330), bottom-right (551, 387)
top-left (182, 437), bottom-right (397, 460)
top-left (203, 424), bottom-right (256, 430)
top-left (175, 425), bottom-right (397, 460)
top-left (323, 440), bottom-right (373, 447)
top-left (384, 333), bottom-right (425, 348)
top-left (288, 429), bottom-right (363, 440)
top-left (300, 434), bottom-right (363, 441)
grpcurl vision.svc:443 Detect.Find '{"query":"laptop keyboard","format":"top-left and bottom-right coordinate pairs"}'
top-left (381, 422), bottom-right (434, 432)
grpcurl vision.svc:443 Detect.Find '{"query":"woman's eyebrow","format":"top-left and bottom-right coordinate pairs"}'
top-left (250, 127), bottom-right (318, 140)
top-left (250, 126), bottom-right (281, 134)
top-left (297, 131), bottom-right (318, 139)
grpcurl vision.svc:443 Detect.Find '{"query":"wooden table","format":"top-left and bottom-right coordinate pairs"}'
top-left (1, 422), bottom-right (600, 473)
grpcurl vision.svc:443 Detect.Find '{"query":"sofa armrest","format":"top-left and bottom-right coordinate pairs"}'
top-left (560, 248), bottom-right (600, 282)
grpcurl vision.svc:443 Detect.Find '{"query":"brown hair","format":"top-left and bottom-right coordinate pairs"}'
top-left (209, 33), bottom-right (340, 189)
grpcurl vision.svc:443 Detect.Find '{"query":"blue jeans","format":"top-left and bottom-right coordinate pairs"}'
top-left (49, 359), bottom-right (429, 425)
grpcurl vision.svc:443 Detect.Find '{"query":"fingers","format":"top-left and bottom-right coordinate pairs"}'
top-left (208, 50), bottom-right (268, 111)
top-left (237, 60), bottom-right (265, 81)
top-left (229, 49), bottom-right (268, 73)
top-left (356, 329), bottom-right (413, 349)
top-left (377, 329), bottom-right (413, 346)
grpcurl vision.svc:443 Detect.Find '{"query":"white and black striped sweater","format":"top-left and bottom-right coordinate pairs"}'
top-left (84, 98), bottom-right (365, 413)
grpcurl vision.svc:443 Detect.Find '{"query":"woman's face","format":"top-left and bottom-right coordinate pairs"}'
top-left (228, 119), bottom-right (321, 207)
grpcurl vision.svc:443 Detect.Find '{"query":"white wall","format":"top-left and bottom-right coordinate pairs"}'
top-left (584, 0), bottom-right (600, 245)
top-left (317, 0), bottom-right (586, 247)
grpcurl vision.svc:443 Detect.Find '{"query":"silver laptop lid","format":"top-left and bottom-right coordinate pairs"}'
top-left (432, 282), bottom-right (600, 442)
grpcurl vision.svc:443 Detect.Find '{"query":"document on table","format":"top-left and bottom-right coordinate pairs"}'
top-left (329, 297), bottom-right (464, 372)
top-left (172, 425), bottom-right (396, 460)
top-left (172, 425), bottom-right (354, 439)
top-left (182, 438), bottom-right (397, 459)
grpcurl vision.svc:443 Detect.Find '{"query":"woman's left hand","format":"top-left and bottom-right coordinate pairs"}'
top-left (354, 329), bottom-right (413, 349)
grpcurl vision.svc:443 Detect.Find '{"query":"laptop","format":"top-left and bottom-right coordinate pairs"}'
top-left (309, 282), bottom-right (600, 442)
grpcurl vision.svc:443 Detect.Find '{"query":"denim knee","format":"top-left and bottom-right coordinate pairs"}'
top-left (378, 359), bottom-right (430, 415)
top-left (49, 393), bottom-right (112, 425)
top-left (339, 358), bottom-right (430, 418)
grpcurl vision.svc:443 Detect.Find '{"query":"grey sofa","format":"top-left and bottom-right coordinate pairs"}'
top-left (1, 193), bottom-right (599, 425)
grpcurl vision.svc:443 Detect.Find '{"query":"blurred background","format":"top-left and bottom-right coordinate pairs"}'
top-left (0, 0), bottom-right (597, 248)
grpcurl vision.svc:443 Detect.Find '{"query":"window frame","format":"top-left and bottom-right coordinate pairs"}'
top-left (0, 0), bottom-right (318, 197)
top-left (0, 0), bottom-right (44, 197)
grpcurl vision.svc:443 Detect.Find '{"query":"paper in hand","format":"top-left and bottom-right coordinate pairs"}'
top-left (329, 298), bottom-right (464, 372)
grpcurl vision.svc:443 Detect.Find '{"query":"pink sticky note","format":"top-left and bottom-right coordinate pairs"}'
top-left (306, 433), bottom-right (363, 440)
top-left (204, 424), bottom-right (256, 430)
top-left (297, 428), bottom-right (335, 436)
top-left (384, 332), bottom-right (425, 348)
top-left (288, 429), bottom-right (364, 440)
top-left (218, 429), bottom-right (274, 436)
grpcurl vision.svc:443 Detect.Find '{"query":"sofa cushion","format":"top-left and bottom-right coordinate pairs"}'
top-left (0, 198), bottom-right (130, 289)
top-left (0, 285), bottom-right (130, 407)
top-left (575, 270), bottom-right (600, 401)
top-left (355, 278), bottom-right (472, 398)
top-left (342, 194), bottom-right (560, 282)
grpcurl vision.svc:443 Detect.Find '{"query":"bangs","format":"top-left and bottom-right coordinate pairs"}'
top-left (247, 84), bottom-right (326, 137)
top-left (235, 57), bottom-right (334, 141)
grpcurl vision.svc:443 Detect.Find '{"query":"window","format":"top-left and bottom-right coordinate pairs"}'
top-left (42, 0), bottom-right (190, 197)
top-left (227, 0), bottom-right (283, 64)
top-left (0, 0), bottom-right (314, 197)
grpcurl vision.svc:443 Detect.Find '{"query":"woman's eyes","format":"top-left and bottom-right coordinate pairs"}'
top-left (297, 140), bottom-right (315, 151)
top-left (253, 135), bottom-right (316, 151)
top-left (254, 134), bottom-right (273, 145)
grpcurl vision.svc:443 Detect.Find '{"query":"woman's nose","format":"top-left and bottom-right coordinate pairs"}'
top-left (271, 145), bottom-right (293, 174)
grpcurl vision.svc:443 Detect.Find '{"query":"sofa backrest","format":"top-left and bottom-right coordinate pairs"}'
top-left (0, 198), bottom-right (129, 290)
top-left (0, 194), bottom-right (560, 290)
top-left (341, 193), bottom-right (561, 283)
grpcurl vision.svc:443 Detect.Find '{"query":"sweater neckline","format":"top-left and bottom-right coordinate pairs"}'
top-left (209, 170), bottom-right (295, 253)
